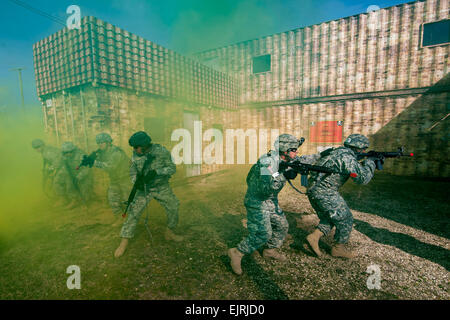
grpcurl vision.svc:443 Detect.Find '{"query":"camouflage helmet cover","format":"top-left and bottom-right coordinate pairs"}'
top-left (96, 132), bottom-right (113, 144)
top-left (344, 134), bottom-right (369, 149)
top-left (274, 134), bottom-right (303, 152)
top-left (61, 142), bottom-right (76, 153)
top-left (31, 139), bottom-right (45, 149)
top-left (128, 131), bottom-right (152, 147)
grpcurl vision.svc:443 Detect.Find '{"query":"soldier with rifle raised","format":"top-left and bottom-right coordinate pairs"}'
top-left (303, 134), bottom-right (378, 259)
top-left (78, 133), bottom-right (131, 218)
top-left (114, 131), bottom-right (183, 258)
top-left (228, 134), bottom-right (307, 275)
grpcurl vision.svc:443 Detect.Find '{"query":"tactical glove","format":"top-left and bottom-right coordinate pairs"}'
top-left (282, 168), bottom-right (298, 180)
top-left (80, 152), bottom-right (96, 168)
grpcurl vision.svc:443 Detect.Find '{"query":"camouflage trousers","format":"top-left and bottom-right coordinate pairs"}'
top-left (237, 204), bottom-right (289, 254)
top-left (307, 191), bottom-right (353, 244)
top-left (120, 183), bottom-right (179, 239)
top-left (53, 170), bottom-right (93, 202)
top-left (108, 179), bottom-right (131, 215)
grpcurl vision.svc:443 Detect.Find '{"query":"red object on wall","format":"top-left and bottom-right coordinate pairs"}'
top-left (310, 121), bottom-right (343, 143)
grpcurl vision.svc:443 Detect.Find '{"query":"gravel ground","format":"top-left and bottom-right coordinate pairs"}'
top-left (255, 177), bottom-right (450, 300)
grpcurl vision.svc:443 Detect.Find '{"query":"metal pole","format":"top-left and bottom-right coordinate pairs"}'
top-left (42, 102), bottom-right (48, 132)
top-left (68, 91), bottom-right (75, 139)
top-left (52, 94), bottom-right (60, 145)
top-left (115, 92), bottom-right (122, 146)
top-left (18, 69), bottom-right (25, 111)
top-left (62, 91), bottom-right (69, 139)
top-left (80, 87), bottom-right (89, 151)
top-left (10, 67), bottom-right (25, 112)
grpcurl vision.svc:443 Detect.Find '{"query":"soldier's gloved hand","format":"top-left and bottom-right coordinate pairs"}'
top-left (278, 160), bottom-right (288, 173)
top-left (282, 168), bottom-right (298, 180)
top-left (81, 153), bottom-right (96, 168)
top-left (88, 151), bottom-right (97, 161)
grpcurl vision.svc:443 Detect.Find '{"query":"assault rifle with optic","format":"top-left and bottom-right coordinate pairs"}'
top-left (357, 147), bottom-right (414, 170)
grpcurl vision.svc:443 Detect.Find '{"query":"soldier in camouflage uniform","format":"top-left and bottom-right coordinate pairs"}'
top-left (305, 134), bottom-right (377, 259)
top-left (228, 134), bottom-right (303, 275)
top-left (31, 139), bottom-right (66, 201)
top-left (82, 133), bottom-right (131, 215)
top-left (59, 142), bottom-right (94, 209)
top-left (114, 131), bottom-right (183, 258)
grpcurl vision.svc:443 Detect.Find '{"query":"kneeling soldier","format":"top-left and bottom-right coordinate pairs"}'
top-left (31, 139), bottom-right (65, 200)
top-left (114, 131), bottom-right (183, 258)
top-left (228, 134), bottom-right (303, 275)
top-left (60, 142), bottom-right (94, 209)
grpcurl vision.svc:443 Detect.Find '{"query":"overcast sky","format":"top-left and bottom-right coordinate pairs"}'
top-left (0, 0), bottom-right (410, 110)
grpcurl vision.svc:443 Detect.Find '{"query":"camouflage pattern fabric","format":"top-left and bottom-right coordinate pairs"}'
top-left (57, 147), bottom-right (94, 202)
top-left (39, 145), bottom-right (65, 196)
top-left (120, 143), bottom-right (179, 239)
top-left (94, 145), bottom-right (131, 214)
top-left (306, 146), bottom-right (375, 243)
top-left (236, 151), bottom-right (289, 254)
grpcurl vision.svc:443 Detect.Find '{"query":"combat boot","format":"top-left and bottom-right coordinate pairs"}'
top-left (165, 228), bottom-right (183, 242)
top-left (114, 238), bottom-right (129, 258)
top-left (228, 248), bottom-right (244, 275)
top-left (306, 229), bottom-right (324, 257)
top-left (262, 248), bottom-right (287, 261)
top-left (331, 243), bottom-right (355, 259)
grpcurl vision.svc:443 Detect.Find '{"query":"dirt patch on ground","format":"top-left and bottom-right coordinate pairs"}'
top-left (0, 167), bottom-right (448, 299)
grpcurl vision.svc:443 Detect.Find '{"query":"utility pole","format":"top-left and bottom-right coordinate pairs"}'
top-left (10, 67), bottom-right (25, 112)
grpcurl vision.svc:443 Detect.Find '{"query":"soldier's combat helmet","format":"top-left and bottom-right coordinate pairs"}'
top-left (274, 134), bottom-right (304, 152)
top-left (96, 132), bottom-right (113, 144)
top-left (61, 142), bottom-right (76, 153)
top-left (31, 139), bottom-right (45, 149)
top-left (344, 134), bottom-right (369, 149)
top-left (128, 131), bottom-right (152, 147)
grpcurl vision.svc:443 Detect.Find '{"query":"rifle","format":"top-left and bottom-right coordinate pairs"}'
top-left (280, 154), bottom-right (364, 194)
top-left (279, 159), bottom-right (353, 188)
top-left (76, 149), bottom-right (99, 169)
top-left (122, 154), bottom-right (155, 218)
top-left (357, 147), bottom-right (414, 170)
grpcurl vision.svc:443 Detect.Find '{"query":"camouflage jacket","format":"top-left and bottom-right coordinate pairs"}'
top-left (306, 146), bottom-right (375, 194)
top-left (41, 145), bottom-right (63, 176)
top-left (94, 145), bottom-right (130, 183)
top-left (244, 151), bottom-right (288, 211)
top-left (130, 143), bottom-right (176, 187)
top-left (62, 148), bottom-right (91, 181)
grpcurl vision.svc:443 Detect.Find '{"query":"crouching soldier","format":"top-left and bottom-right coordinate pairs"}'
top-left (305, 134), bottom-right (377, 259)
top-left (31, 139), bottom-right (65, 201)
top-left (114, 131), bottom-right (183, 258)
top-left (80, 133), bottom-right (131, 216)
top-left (59, 142), bottom-right (94, 209)
top-left (228, 134), bottom-right (303, 275)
